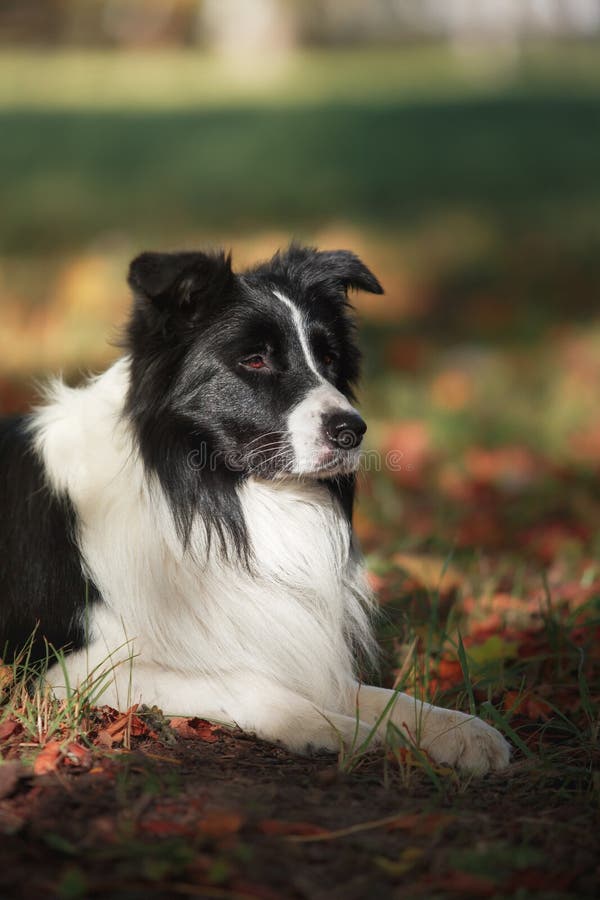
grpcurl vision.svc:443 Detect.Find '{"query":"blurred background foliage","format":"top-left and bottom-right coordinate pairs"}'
top-left (1, 0), bottom-right (599, 561)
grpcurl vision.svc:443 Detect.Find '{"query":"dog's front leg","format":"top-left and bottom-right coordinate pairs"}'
top-left (134, 667), bottom-right (376, 755)
top-left (352, 684), bottom-right (510, 774)
top-left (50, 650), bottom-right (373, 755)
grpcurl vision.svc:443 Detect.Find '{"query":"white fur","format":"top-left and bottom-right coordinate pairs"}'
top-left (31, 360), bottom-right (510, 772)
top-left (271, 288), bottom-right (360, 474)
top-left (32, 360), bottom-right (373, 711)
top-left (286, 383), bottom-right (358, 475)
top-left (272, 289), bottom-right (321, 377)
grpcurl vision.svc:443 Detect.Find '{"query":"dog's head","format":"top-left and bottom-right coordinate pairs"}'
top-left (126, 244), bottom-right (382, 481)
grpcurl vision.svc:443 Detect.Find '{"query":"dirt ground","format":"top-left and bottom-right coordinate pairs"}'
top-left (1, 724), bottom-right (599, 900)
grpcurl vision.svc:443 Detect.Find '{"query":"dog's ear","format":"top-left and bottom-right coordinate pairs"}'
top-left (311, 249), bottom-right (384, 296)
top-left (275, 245), bottom-right (383, 297)
top-left (128, 251), bottom-right (234, 312)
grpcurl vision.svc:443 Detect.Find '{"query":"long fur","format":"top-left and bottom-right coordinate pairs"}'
top-left (0, 244), bottom-right (511, 771)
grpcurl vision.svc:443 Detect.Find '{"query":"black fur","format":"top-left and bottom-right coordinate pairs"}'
top-left (124, 244), bottom-right (382, 558)
top-left (1, 243), bottom-right (382, 659)
top-left (0, 417), bottom-right (98, 664)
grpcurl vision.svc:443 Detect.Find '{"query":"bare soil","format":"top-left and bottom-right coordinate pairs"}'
top-left (1, 726), bottom-right (599, 900)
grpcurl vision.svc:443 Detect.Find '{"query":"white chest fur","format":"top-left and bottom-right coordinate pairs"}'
top-left (32, 361), bottom-right (375, 711)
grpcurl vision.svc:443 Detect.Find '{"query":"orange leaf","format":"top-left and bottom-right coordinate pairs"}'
top-left (504, 691), bottom-right (552, 721)
top-left (95, 729), bottom-right (115, 749)
top-left (170, 717), bottom-right (220, 742)
top-left (34, 741), bottom-right (63, 776)
top-left (386, 812), bottom-right (455, 835)
top-left (64, 742), bottom-right (92, 768)
top-left (393, 553), bottom-right (463, 594)
top-left (504, 691), bottom-right (525, 715)
top-left (525, 696), bottom-right (553, 721)
top-left (142, 819), bottom-right (193, 837)
top-left (198, 811), bottom-right (244, 838)
top-left (104, 704), bottom-right (139, 738)
top-left (0, 717), bottom-right (19, 741)
top-left (437, 658), bottom-right (463, 683)
top-left (0, 664), bottom-right (14, 692)
top-left (258, 819), bottom-right (329, 837)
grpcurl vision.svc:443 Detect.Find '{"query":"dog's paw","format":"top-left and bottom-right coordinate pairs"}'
top-left (403, 707), bottom-right (510, 775)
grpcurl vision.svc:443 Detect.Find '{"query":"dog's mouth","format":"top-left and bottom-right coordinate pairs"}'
top-left (293, 446), bottom-right (362, 479)
top-left (243, 443), bottom-right (361, 480)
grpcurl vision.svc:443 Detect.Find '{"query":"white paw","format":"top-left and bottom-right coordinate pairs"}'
top-left (423, 709), bottom-right (510, 774)
top-left (394, 706), bottom-right (511, 775)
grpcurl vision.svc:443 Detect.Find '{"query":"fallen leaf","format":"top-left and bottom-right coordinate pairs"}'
top-left (393, 553), bottom-right (463, 594)
top-left (465, 446), bottom-right (540, 491)
top-left (437, 658), bottom-right (463, 684)
top-left (0, 718), bottom-right (19, 741)
top-left (94, 704), bottom-right (146, 748)
top-left (33, 741), bottom-right (63, 776)
top-left (258, 819), bottom-right (329, 837)
top-left (198, 811), bottom-right (244, 838)
top-left (142, 818), bottom-right (193, 837)
top-left (504, 691), bottom-right (552, 721)
top-left (170, 717), bottom-right (220, 742)
top-left (375, 846), bottom-right (424, 877)
top-left (0, 665), bottom-right (14, 692)
top-left (384, 420), bottom-right (434, 489)
top-left (95, 729), bottom-right (115, 749)
top-left (430, 369), bottom-right (473, 411)
top-left (64, 742), bottom-right (92, 769)
top-left (386, 812), bottom-right (455, 835)
top-left (466, 635), bottom-right (518, 666)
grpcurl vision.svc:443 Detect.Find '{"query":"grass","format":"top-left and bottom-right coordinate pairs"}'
top-left (1, 42), bottom-right (599, 896)
top-left (1, 44), bottom-right (600, 111)
top-left (0, 44), bottom-right (599, 255)
top-left (2, 500), bottom-right (598, 786)
top-left (1, 94), bottom-right (599, 254)
top-left (1, 496), bottom-right (598, 896)
top-left (0, 642), bottom-right (128, 760)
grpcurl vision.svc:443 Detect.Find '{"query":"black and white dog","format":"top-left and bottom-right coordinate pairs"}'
top-left (0, 245), bottom-right (509, 773)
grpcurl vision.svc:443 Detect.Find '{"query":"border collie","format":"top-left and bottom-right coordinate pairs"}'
top-left (0, 244), bottom-right (509, 773)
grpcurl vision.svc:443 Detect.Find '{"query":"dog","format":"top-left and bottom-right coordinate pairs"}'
top-left (0, 244), bottom-right (509, 773)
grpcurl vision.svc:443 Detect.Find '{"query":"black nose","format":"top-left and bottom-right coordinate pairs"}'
top-left (323, 411), bottom-right (367, 450)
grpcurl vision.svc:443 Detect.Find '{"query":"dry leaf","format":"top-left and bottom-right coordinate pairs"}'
top-left (0, 718), bottom-right (19, 741)
top-left (170, 717), bottom-right (220, 742)
top-left (198, 811), bottom-right (244, 838)
top-left (0, 665), bottom-right (14, 693)
top-left (376, 846), bottom-right (424, 877)
top-left (33, 741), bottom-right (63, 776)
top-left (258, 819), bottom-right (329, 837)
top-left (393, 552), bottom-right (463, 593)
top-left (386, 812), bottom-right (455, 835)
top-left (64, 742), bottom-right (92, 769)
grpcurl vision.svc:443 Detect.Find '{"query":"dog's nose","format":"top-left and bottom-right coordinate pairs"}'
top-left (323, 411), bottom-right (367, 450)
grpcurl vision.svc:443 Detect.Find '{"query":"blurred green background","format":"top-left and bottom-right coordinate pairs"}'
top-left (1, 0), bottom-right (599, 555)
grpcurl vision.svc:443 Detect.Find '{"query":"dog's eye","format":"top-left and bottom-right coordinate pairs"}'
top-left (241, 355), bottom-right (267, 370)
top-left (322, 351), bottom-right (337, 367)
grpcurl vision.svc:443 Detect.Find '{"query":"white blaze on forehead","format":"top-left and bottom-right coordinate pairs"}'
top-left (272, 289), bottom-right (322, 380)
top-left (272, 289), bottom-right (358, 475)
